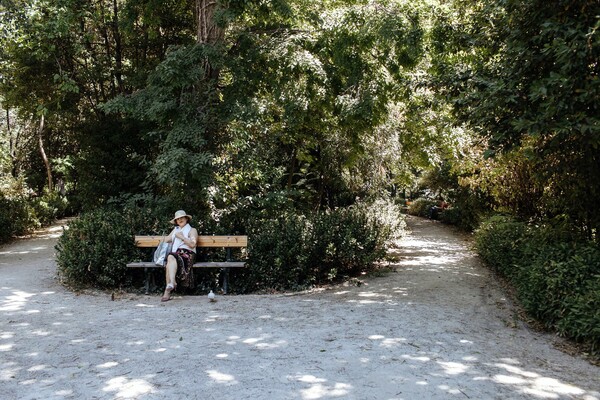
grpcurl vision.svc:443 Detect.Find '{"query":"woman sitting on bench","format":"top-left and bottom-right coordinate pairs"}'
top-left (161, 210), bottom-right (199, 302)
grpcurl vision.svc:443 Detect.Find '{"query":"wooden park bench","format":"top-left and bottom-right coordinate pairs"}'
top-left (126, 235), bottom-right (248, 295)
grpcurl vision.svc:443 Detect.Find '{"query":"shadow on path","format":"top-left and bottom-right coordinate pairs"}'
top-left (0, 216), bottom-right (598, 399)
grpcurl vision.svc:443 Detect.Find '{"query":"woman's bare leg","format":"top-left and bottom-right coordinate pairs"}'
top-left (165, 255), bottom-right (177, 287)
top-left (162, 255), bottom-right (177, 301)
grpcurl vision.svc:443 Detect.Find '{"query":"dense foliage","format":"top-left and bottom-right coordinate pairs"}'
top-left (56, 209), bottom-right (135, 288)
top-left (406, 197), bottom-right (436, 218)
top-left (476, 215), bottom-right (600, 353)
top-left (425, 1), bottom-right (600, 354)
top-left (431, 0), bottom-right (600, 236)
top-left (55, 197), bottom-right (187, 288)
top-left (238, 199), bottom-right (405, 292)
top-left (56, 199), bottom-right (405, 292)
top-left (0, 178), bottom-right (69, 242)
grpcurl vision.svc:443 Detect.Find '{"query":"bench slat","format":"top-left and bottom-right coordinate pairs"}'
top-left (195, 261), bottom-right (246, 268)
top-left (134, 235), bottom-right (248, 248)
top-left (126, 261), bottom-right (246, 268)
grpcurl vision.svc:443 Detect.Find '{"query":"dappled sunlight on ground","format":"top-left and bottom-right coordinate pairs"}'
top-left (1, 216), bottom-right (598, 399)
top-left (206, 369), bottom-right (238, 384)
top-left (17, 222), bottom-right (68, 241)
top-left (0, 244), bottom-right (53, 260)
top-left (103, 376), bottom-right (155, 398)
top-left (0, 289), bottom-right (38, 312)
top-left (292, 374), bottom-right (353, 400)
top-left (491, 361), bottom-right (590, 399)
top-left (2, 286), bottom-right (598, 399)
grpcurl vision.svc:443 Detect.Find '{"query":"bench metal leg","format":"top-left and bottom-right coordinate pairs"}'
top-left (221, 267), bottom-right (230, 294)
top-left (144, 267), bottom-right (150, 295)
top-left (223, 248), bottom-right (234, 294)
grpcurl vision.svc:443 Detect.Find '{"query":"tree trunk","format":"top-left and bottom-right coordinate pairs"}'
top-left (6, 107), bottom-right (19, 178)
top-left (112, 0), bottom-right (124, 93)
top-left (196, 0), bottom-right (224, 80)
top-left (196, 0), bottom-right (224, 44)
top-left (37, 115), bottom-right (53, 191)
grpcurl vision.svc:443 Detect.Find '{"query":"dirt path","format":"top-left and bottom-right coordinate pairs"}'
top-left (1, 216), bottom-right (599, 400)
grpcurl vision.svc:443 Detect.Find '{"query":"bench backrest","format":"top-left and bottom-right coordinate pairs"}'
top-left (134, 235), bottom-right (248, 248)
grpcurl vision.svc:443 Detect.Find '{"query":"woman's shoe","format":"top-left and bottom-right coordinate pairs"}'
top-left (161, 284), bottom-right (175, 302)
top-left (160, 290), bottom-right (171, 302)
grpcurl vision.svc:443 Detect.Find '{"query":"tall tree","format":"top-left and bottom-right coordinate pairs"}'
top-left (103, 0), bottom-right (229, 209)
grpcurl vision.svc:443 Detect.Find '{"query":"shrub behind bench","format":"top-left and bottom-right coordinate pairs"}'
top-left (56, 199), bottom-right (405, 293)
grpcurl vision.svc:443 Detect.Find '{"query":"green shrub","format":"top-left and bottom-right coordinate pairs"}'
top-left (407, 198), bottom-right (437, 217)
top-left (519, 239), bottom-right (600, 347)
top-left (55, 199), bottom-right (406, 294)
top-left (474, 215), bottom-right (529, 275)
top-left (438, 206), bottom-right (459, 225)
top-left (323, 200), bottom-right (403, 283)
top-left (233, 199), bottom-right (406, 293)
top-left (55, 208), bottom-right (138, 288)
top-left (361, 198), bottom-right (407, 243)
top-left (475, 215), bottom-right (600, 354)
top-left (307, 210), bottom-right (377, 283)
top-left (0, 194), bottom-right (37, 242)
top-left (440, 204), bottom-right (483, 232)
top-left (0, 176), bottom-right (71, 244)
top-left (238, 213), bottom-right (311, 292)
top-left (54, 196), bottom-right (216, 290)
top-left (32, 190), bottom-right (69, 226)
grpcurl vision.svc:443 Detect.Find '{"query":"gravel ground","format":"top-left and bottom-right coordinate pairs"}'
top-left (1, 216), bottom-right (599, 400)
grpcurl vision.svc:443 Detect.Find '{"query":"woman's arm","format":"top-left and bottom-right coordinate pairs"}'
top-left (165, 228), bottom-right (176, 243)
top-left (185, 228), bottom-right (198, 249)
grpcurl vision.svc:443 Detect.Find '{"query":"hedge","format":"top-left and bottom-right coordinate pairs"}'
top-left (475, 215), bottom-right (600, 354)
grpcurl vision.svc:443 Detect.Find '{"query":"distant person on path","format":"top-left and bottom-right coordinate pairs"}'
top-left (161, 210), bottom-right (198, 302)
top-left (429, 199), bottom-right (449, 220)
